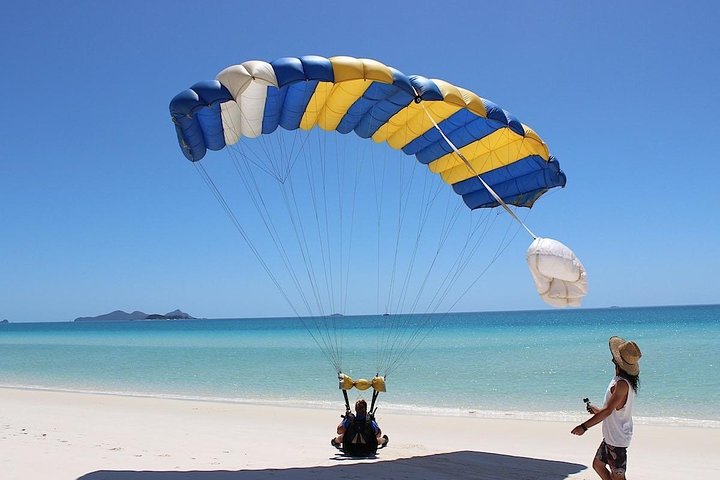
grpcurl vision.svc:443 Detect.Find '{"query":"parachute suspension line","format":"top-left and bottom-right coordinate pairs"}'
top-left (276, 165), bottom-right (325, 315)
top-left (292, 137), bottom-right (341, 364)
top-left (365, 108), bottom-right (391, 372)
top-left (379, 164), bottom-right (443, 374)
top-left (382, 142), bottom-right (423, 339)
top-left (194, 160), bottom-right (342, 372)
top-left (384, 212), bottom-right (526, 377)
top-left (416, 97), bottom-right (538, 240)
top-left (303, 139), bottom-right (333, 316)
top-left (218, 105), bottom-right (346, 372)
top-left (371, 143), bottom-right (386, 371)
top-left (372, 147), bottom-right (387, 316)
top-left (427, 214), bottom-right (495, 312)
top-left (364, 134), bottom-right (492, 375)
top-left (331, 133), bottom-right (345, 359)
top-left (193, 163), bottom-right (300, 315)
top-left (227, 148), bottom-right (315, 316)
top-left (335, 134), bottom-right (344, 314)
top-left (379, 149), bottom-right (415, 373)
top-left (301, 130), bottom-right (355, 367)
top-left (380, 162), bottom-right (484, 375)
top-left (383, 105), bottom-right (420, 317)
top-left (371, 93), bottom-right (540, 374)
top-left (393, 163), bottom-right (443, 314)
top-left (380, 176), bottom-right (466, 366)
top-left (278, 169), bottom-right (332, 324)
top-left (383, 206), bottom-right (510, 377)
top-left (383, 156), bottom-right (402, 314)
top-left (393, 165), bottom-right (429, 313)
top-left (286, 174), bottom-right (327, 318)
top-left (225, 150), bottom-right (343, 371)
top-left (318, 130), bottom-right (337, 316)
top-left (225, 84), bottom-right (345, 368)
top-left (383, 221), bottom-right (483, 376)
top-left (406, 194), bottom-right (466, 316)
top-left (342, 141), bottom-right (363, 314)
top-left (401, 192), bottom-right (463, 318)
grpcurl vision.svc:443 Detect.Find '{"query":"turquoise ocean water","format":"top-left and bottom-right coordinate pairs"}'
top-left (1, 305), bottom-right (718, 426)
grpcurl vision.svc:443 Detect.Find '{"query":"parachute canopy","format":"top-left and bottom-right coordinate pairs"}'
top-left (170, 55), bottom-right (566, 210)
top-left (168, 56), bottom-right (586, 379)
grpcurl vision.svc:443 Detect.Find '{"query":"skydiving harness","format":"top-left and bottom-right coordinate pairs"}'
top-left (337, 373), bottom-right (385, 455)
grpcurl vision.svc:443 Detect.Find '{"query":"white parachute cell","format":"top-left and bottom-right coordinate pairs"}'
top-left (217, 61), bottom-right (278, 140)
top-left (526, 237), bottom-right (588, 307)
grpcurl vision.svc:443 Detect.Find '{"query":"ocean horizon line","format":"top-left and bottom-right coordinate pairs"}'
top-left (5, 302), bottom-right (719, 324)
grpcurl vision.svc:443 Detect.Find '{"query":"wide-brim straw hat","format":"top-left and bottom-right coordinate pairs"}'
top-left (609, 336), bottom-right (642, 376)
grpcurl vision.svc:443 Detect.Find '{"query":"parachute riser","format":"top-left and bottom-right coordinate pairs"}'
top-left (369, 388), bottom-right (380, 417)
top-left (338, 373), bottom-right (385, 416)
top-left (342, 389), bottom-right (351, 416)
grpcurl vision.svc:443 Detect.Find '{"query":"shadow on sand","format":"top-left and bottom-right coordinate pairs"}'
top-left (77, 450), bottom-right (586, 480)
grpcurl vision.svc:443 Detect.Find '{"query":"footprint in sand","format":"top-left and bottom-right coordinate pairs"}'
top-left (109, 447), bottom-right (123, 451)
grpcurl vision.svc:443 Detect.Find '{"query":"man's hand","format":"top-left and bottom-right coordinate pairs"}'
top-left (586, 403), bottom-right (600, 414)
top-left (571, 424), bottom-right (587, 436)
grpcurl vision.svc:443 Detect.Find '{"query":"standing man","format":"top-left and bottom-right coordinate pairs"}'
top-left (571, 336), bottom-right (642, 480)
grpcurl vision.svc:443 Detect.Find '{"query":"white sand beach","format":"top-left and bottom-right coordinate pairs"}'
top-left (1, 387), bottom-right (718, 480)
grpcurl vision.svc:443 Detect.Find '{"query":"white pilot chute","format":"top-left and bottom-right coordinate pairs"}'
top-left (526, 237), bottom-right (588, 307)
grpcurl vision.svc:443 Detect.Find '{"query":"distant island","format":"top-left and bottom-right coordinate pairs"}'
top-left (74, 309), bottom-right (195, 322)
top-left (1, 319), bottom-right (8, 324)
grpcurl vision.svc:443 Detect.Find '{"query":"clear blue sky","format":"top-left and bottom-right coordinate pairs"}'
top-left (1, 1), bottom-right (718, 322)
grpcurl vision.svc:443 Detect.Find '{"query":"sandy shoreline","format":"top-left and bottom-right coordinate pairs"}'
top-left (1, 388), bottom-right (718, 479)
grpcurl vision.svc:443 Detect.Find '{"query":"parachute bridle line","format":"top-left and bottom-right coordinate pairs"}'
top-left (415, 93), bottom-right (538, 240)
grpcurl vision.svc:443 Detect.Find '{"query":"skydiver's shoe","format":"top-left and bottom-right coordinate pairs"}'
top-left (379, 435), bottom-right (389, 449)
top-left (331, 438), bottom-right (342, 450)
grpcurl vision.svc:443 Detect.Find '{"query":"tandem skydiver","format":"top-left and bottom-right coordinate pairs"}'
top-left (331, 399), bottom-right (388, 455)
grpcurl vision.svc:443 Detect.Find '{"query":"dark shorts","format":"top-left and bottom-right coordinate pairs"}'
top-left (595, 440), bottom-right (628, 475)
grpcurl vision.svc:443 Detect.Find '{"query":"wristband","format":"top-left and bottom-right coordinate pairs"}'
top-left (580, 423), bottom-right (588, 432)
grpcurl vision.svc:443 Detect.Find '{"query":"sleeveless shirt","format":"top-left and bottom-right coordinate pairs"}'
top-left (601, 375), bottom-right (635, 447)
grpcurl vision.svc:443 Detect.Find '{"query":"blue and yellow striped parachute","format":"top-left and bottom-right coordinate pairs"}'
top-left (170, 55), bottom-right (566, 210)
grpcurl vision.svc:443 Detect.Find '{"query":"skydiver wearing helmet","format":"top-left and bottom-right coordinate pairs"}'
top-left (331, 399), bottom-right (388, 455)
